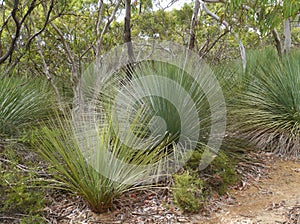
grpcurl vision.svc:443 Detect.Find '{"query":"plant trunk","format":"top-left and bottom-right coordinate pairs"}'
top-left (272, 28), bottom-right (282, 57)
top-left (284, 18), bottom-right (291, 53)
top-left (188, 0), bottom-right (200, 50)
top-left (124, 0), bottom-right (134, 78)
top-left (239, 38), bottom-right (246, 73)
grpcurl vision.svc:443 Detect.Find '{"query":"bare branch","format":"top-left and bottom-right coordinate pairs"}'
top-left (0, 0), bottom-right (20, 64)
top-left (20, 0), bottom-right (37, 24)
top-left (189, 0), bottom-right (201, 50)
top-left (201, 0), bottom-right (246, 71)
top-left (36, 34), bottom-right (63, 109)
top-left (50, 22), bottom-right (74, 65)
top-left (0, 14), bottom-right (12, 35)
top-left (0, 0), bottom-right (37, 64)
top-left (95, 0), bottom-right (104, 38)
top-left (124, 0), bottom-right (134, 59)
top-left (26, 0), bottom-right (55, 50)
top-left (283, 18), bottom-right (291, 53)
top-left (200, 30), bottom-right (229, 58)
top-left (95, 0), bottom-right (122, 56)
top-left (201, 1), bottom-right (230, 30)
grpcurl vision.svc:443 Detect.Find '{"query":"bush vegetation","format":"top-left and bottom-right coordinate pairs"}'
top-left (0, 48), bottom-right (299, 219)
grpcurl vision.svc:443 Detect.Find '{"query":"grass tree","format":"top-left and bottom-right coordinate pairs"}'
top-left (0, 77), bottom-right (55, 137)
top-left (34, 59), bottom-right (226, 213)
top-left (33, 110), bottom-right (174, 213)
top-left (231, 52), bottom-right (300, 157)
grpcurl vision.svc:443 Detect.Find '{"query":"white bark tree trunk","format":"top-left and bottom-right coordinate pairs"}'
top-left (201, 1), bottom-right (246, 72)
top-left (284, 18), bottom-right (291, 53)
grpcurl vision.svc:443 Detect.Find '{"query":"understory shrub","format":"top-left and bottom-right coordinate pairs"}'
top-left (33, 59), bottom-right (226, 213)
top-left (173, 172), bottom-right (206, 213)
top-left (187, 150), bottom-right (239, 195)
top-left (0, 144), bottom-right (46, 224)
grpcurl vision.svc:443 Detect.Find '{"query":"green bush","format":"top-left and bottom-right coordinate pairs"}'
top-left (32, 60), bottom-right (227, 214)
top-left (173, 172), bottom-right (206, 213)
top-left (205, 152), bottom-right (239, 194)
top-left (187, 150), bottom-right (239, 195)
top-left (100, 61), bottom-right (220, 150)
top-left (0, 145), bottom-right (46, 223)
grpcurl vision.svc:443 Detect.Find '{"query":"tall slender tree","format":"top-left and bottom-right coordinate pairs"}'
top-left (124, 0), bottom-right (134, 78)
top-left (188, 0), bottom-right (200, 50)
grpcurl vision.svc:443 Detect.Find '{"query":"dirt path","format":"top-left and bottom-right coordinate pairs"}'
top-left (196, 157), bottom-right (300, 224)
top-left (40, 155), bottom-right (300, 224)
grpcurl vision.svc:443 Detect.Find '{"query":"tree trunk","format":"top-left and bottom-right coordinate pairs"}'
top-left (36, 36), bottom-right (63, 110)
top-left (272, 28), bottom-right (282, 57)
top-left (95, 0), bottom-right (122, 57)
top-left (188, 0), bottom-right (200, 50)
top-left (284, 18), bottom-right (291, 53)
top-left (201, 0), bottom-right (246, 72)
top-left (124, 0), bottom-right (134, 78)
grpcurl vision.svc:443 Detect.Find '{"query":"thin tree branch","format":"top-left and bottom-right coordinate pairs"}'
top-left (36, 34), bottom-right (63, 109)
top-left (201, 0), bottom-right (246, 72)
top-left (0, 0), bottom-right (37, 64)
top-left (26, 0), bottom-right (55, 50)
top-left (96, 0), bottom-right (122, 56)
top-left (272, 28), bottom-right (282, 57)
top-left (95, 0), bottom-right (104, 38)
top-left (0, 0), bottom-right (20, 64)
top-left (200, 30), bottom-right (229, 58)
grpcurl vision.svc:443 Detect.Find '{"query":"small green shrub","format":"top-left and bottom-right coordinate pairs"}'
top-left (0, 145), bottom-right (46, 223)
top-left (173, 172), bottom-right (206, 213)
top-left (187, 150), bottom-right (239, 195)
top-left (206, 152), bottom-right (239, 194)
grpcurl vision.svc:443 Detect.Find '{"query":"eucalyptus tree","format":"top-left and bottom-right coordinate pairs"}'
top-left (32, 0), bottom-right (122, 106)
top-left (0, 0), bottom-right (60, 72)
top-left (188, 0), bottom-right (200, 50)
top-left (225, 0), bottom-right (300, 56)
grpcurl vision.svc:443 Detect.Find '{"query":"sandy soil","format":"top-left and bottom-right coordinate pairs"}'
top-left (37, 154), bottom-right (300, 224)
top-left (195, 157), bottom-right (300, 224)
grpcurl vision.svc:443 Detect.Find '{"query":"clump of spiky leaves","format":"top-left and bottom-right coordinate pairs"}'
top-left (33, 111), bottom-right (171, 213)
top-left (231, 52), bottom-right (300, 157)
top-left (91, 59), bottom-right (228, 178)
top-left (0, 77), bottom-right (56, 137)
top-left (101, 60), bottom-right (225, 159)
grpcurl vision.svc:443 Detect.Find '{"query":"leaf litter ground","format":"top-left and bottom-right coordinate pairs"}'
top-left (41, 152), bottom-right (300, 224)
